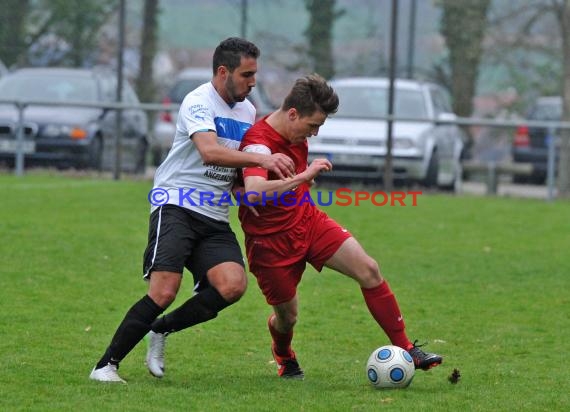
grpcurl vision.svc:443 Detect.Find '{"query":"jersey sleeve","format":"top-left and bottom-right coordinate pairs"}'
top-left (242, 142), bottom-right (271, 179)
top-left (179, 93), bottom-right (216, 138)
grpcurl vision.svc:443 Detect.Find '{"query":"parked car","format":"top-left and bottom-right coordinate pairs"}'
top-left (308, 77), bottom-right (467, 188)
top-left (0, 67), bottom-right (149, 173)
top-left (512, 96), bottom-right (561, 184)
top-left (150, 67), bottom-right (276, 165)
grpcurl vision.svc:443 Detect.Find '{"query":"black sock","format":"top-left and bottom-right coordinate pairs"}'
top-left (95, 295), bottom-right (163, 369)
top-left (151, 287), bottom-right (230, 334)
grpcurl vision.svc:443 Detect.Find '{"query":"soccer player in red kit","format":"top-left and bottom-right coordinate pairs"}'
top-left (238, 74), bottom-right (442, 379)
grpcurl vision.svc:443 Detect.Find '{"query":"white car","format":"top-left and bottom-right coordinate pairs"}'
top-left (309, 77), bottom-right (466, 188)
top-left (151, 67), bottom-right (275, 165)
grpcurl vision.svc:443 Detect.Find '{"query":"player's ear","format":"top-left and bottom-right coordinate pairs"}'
top-left (287, 108), bottom-right (298, 121)
top-left (216, 65), bottom-right (229, 78)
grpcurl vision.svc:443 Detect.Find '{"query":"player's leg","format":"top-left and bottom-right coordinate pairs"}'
top-left (150, 222), bottom-right (247, 335)
top-left (309, 212), bottom-right (442, 370)
top-left (146, 218), bottom-right (246, 378)
top-left (324, 237), bottom-right (412, 348)
top-left (246, 233), bottom-right (306, 379)
top-left (89, 292), bottom-right (164, 383)
top-left (144, 270), bottom-right (182, 378)
top-left (270, 296), bottom-right (298, 357)
top-left (90, 206), bottom-right (188, 382)
top-left (268, 297), bottom-right (304, 379)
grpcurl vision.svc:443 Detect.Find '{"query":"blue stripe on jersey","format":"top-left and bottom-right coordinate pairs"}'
top-left (214, 117), bottom-right (252, 142)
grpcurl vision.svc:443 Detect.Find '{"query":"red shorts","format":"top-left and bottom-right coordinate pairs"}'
top-left (245, 209), bottom-right (352, 305)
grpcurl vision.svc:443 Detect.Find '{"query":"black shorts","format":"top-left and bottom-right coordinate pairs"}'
top-left (142, 205), bottom-right (244, 288)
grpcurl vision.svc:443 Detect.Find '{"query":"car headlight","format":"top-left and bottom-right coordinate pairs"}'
top-left (393, 137), bottom-right (416, 149)
top-left (42, 124), bottom-right (88, 139)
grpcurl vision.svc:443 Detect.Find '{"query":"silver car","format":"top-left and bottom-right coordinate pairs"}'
top-left (151, 67), bottom-right (275, 165)
top-left (309, 77), bottom-right (466, 188)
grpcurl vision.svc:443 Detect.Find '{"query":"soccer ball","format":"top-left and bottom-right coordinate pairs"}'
top-left (366, 345), bottom-right (415, 389)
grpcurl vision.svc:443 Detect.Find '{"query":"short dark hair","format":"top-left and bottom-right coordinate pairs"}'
top-left (212, 37), bottom-right (260, 74)
top-left (282, 74), bottom-right (339, 117)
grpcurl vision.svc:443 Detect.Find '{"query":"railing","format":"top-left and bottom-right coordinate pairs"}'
top-left (0, 98), bottom-right (567, 200)
top-left (0, 99), bottom-right (174, 179)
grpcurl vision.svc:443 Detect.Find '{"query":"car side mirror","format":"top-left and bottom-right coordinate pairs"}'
top-left (436, 112), bottom-right (456, 125)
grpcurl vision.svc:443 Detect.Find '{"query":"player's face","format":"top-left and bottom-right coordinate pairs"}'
top-left (288, 110), bottom-right (327, 144)
top-left (225, 56), bottom-right (257, 103)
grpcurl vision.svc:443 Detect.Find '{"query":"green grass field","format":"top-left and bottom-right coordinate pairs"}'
top-left (1, 172), bottom-right (569, 411)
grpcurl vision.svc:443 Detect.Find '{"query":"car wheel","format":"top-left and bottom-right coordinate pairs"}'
top-left (87, 137), bottom-right (103, 170)
top-left (513, 174), bottom-right (529, 184)
top-left (423, 150), bottom-right (439, 187)
top-left (135, 139), bottom-right (148, 174)
top-left (151, 146), bottom-right (164, 167)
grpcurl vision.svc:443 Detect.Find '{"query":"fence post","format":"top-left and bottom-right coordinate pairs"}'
top-left (486, 161), bottom-right (498, 195)
top-left (546, 126), bottom-right (556, 201)
top-left (14, 101), bottom-right (26, 177)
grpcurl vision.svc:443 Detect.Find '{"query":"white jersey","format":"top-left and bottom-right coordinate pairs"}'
top-left (152, 82), bottom-right (256, 222)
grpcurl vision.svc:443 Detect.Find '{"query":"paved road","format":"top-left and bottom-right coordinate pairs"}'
top-left (458, 180), bottom-right (553, 200)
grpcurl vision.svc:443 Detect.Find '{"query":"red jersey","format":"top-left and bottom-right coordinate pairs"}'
top-left (238, 117), bottom-right (316, 235)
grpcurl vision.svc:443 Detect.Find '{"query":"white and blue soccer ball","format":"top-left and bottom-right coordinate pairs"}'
top-left (366, 345), bottom-right (415, 389)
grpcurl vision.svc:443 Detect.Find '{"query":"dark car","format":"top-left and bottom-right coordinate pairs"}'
top-left (512, 96), bottom-right (561, 184)
top-left (0, 67), bottom-right (149, 173)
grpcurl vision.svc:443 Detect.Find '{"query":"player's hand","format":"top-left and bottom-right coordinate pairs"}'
top-left (302, 158), bottom-right (332, 181)
top-left (259, 153), bottom-right (295, 179)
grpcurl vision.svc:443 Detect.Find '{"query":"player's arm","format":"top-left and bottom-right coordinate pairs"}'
top-left (192, 131), bottom-right (294, 179)
top-left (244, 158), bottom-right (332, 203)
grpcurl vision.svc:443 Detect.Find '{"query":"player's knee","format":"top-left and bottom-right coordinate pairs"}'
top-left (150, 288), bottom-right (178, 308)
top-left (280, 313), bottom-right (297, 330)
top-left (217, 275), bottom-right (248, 303)
top-left (358, 257), bottom-right (383, 287)
top-left (275, 312), bottom-right (297, 333)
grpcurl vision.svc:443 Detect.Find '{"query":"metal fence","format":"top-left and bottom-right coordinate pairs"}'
top-left (0, 98), bottom-right (567, 201)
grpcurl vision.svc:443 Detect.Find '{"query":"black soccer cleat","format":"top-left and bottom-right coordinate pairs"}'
top-left (408, 340), bottom-right (443, 370)
top-left (272, 345), bottom-right (305, 379)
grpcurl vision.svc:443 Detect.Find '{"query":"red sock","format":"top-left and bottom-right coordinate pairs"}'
top-left (361, 281), bottom-right (412, 350)
top-left (268, 314), bottom-right (294, 357)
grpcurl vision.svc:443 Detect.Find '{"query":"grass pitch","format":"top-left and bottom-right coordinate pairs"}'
top-left (0, 173), bottom-right (568, 411)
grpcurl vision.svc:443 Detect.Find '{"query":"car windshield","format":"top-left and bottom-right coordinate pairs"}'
top-left (0, 74), bottom-right (98, 103)
top-left (333, 85), bottom-right (428, 119)
top-left (529, 101), bottom-right (562, 121)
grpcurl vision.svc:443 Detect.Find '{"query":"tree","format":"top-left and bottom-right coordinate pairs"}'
top-left (556, 0), bottom-right (570, 196)
top-left (484, 0), bottom-right (570, 196)
top-left (0, 0), bottom-right (115, 67)
top-left (0, 0), bottom-right (30, 67)
top-left (136, 0), bottom-right (159, 104)
top-left (437, 0), bottom-right (491, 153)
top-left (27, 0), bottom-right (116, 66)
top-left (303, 0), bottom-right (345, 79)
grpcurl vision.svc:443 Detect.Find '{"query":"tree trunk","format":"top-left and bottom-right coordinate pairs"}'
top-left (304, 0), bottom-right (344, 79)
top-left (440, 0), bottom-right (491, 153)
top-left (558, 0), bottom-right (570, 197)
top-left (136, 0), bottom-right (159, 103)
top-left (0, 0), bottom-right (29, 67)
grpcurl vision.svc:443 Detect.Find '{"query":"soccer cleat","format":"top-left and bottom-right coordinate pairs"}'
top-left (89, 363), bottom-right (126, 383)
top-left (146, 331), bottom-right (166, 378)
top-left (407, 340), bottom-right (443, 370)
top-left (271, 344), bottom-right (305, 379)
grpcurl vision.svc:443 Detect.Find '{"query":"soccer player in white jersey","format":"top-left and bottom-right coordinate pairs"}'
top-left (89, 38), bottom-right (295, 383)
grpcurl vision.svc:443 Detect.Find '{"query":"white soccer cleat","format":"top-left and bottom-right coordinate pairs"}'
top-left (89, 363), bottom-right (126, 383)
top-left (146, 331), bottom-right (166, 378)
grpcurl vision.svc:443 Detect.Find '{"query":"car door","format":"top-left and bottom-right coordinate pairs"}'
top-left (429, 85), bottom-right (461, 178)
